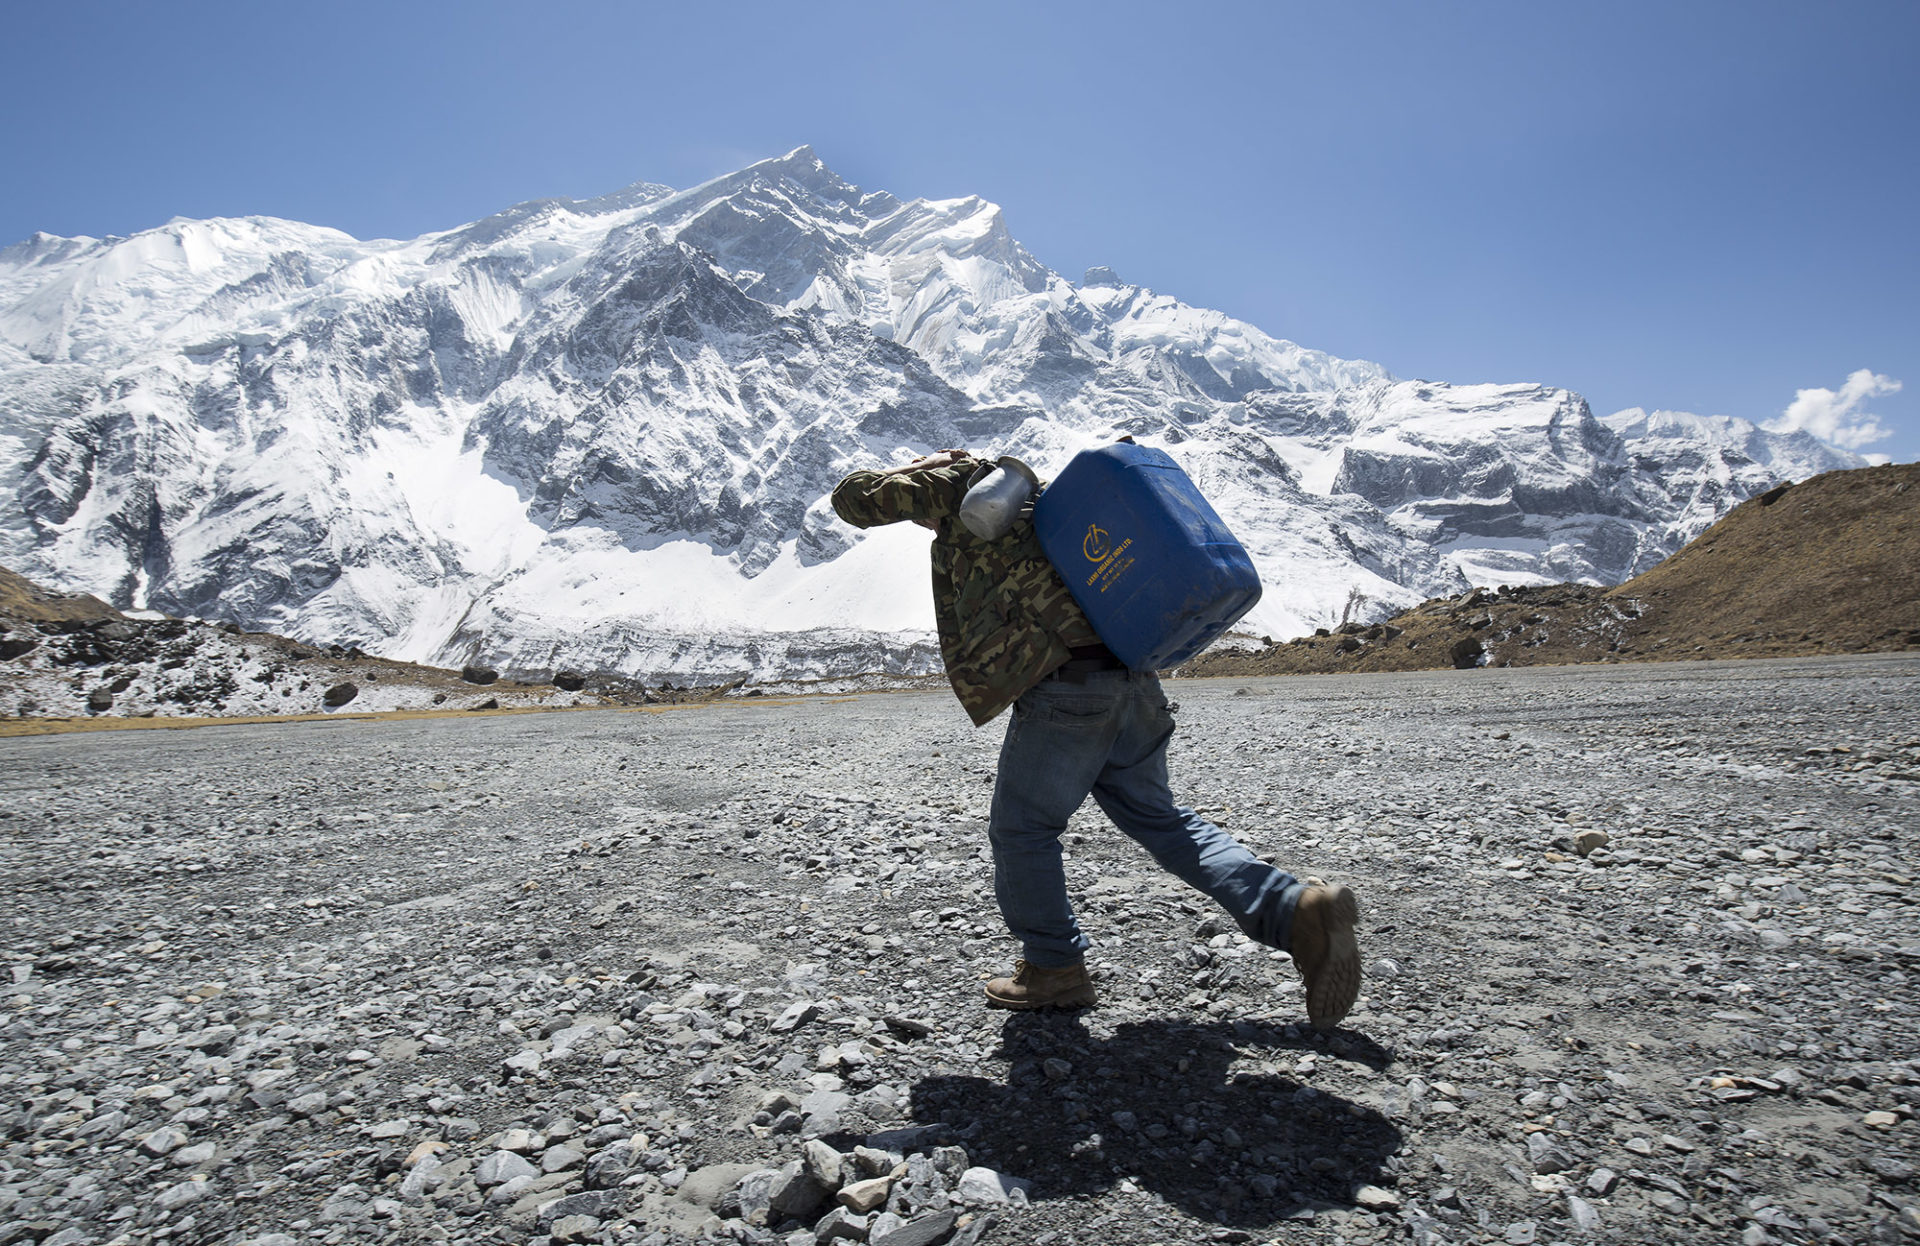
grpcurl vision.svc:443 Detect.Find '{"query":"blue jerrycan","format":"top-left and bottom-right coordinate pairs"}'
top-left (1032, 442), bottom-right (1263, 670)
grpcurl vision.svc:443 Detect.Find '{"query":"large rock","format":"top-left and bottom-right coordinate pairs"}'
top-left (803, 1139), bottom-right (846, 1190)
top-left (871, 1210), bottom-right (958, 1246)
top-left (772, 1160), bottom-right (831, 1224)
top-left (838, 1175), bottom-right (893, 1213)
top-left (678, 1162), bottom-right (761, 1212)
top-left (536, 1191), bottom-right (616, 1232)
top-left (734, 1168), bottom-right (779, 1225)
top-left (475, 1150), bottom-right (540, 1187)
top-left (955, 1166), bottom-right (1032, 1205)
top-left (584, 1141), bottom-right (640, 1189)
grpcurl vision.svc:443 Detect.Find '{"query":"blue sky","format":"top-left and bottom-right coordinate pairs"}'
top-left (5, 0), bottom-right (1915, 461)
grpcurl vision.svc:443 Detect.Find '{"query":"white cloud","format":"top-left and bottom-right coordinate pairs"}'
top-left (1763, 369), bottom-right (1901, 450)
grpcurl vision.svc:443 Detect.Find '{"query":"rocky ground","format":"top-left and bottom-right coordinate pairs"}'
top-left (1186, 585), bottom-right (1632, 678)
top-left (2, 655), bottom-right (1918, 1246)
top-left (0, 566), bottom-right (815, 727)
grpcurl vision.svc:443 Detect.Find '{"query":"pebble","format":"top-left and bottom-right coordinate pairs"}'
top-left (139, 1125), bottom-right (189, 1155)
top-left (773, 1000), bottom-right (821, 1032)
top-left (549, 1213), bottom-right (600, 1243)
top-left (152, 1177), bottom-right (213, 1210)
top-left (1649, 1191), bottom-right (1690, 1215)
top-left (1865, 1157), bottom-right (1916, 1182)
top-left (1526, 1132), bottom-right (1575, 1174)
top-left (173, 1140), bottom-right (217, 1167)
top-left (285, 1092), bottom-right (328, 1117)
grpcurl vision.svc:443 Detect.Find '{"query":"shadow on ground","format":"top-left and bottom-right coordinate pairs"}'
top-left (905, 1012), bottom-right (1402, 1228)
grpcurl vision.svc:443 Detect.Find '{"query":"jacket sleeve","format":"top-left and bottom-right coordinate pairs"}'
top-left (830, 459), bottom-right (976, 529)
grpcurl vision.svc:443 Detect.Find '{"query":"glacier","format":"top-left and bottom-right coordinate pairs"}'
top-left (0, 146), bottom-right (1866, 684)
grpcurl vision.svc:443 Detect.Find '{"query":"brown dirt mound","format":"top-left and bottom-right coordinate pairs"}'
top-left (1188, 461), bottom-right (1920, 677)
top-left (1606, 460), bottom-right (1920, 660)
top-left (0, 564), bottom-right (123, 627)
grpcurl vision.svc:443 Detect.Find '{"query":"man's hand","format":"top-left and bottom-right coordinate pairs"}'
top-left (883, 448), bottom-right (971, 475)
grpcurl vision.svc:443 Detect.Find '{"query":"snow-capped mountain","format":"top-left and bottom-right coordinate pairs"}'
top-left (0, 147), bottom-right (1866, 683)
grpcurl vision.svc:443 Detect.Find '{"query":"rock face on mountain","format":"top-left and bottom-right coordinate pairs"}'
top-left (0, 147), bottom-right (1867, 683)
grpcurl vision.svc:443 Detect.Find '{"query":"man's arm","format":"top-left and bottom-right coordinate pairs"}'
top-left (831, 449), bottom-right (976, 530)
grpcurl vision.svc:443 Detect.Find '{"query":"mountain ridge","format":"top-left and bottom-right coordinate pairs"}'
top-left (0, 148), bottom-right (1869, 683)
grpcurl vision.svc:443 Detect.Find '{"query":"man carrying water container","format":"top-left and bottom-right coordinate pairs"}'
top-left (831, 446), bottom-right (1364, 1029)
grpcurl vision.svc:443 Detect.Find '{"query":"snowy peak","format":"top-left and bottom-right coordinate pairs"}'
top-left (1603, 405), bottom-right (1864, 478)
top-left (0, 215), bottom-right (363, 365)
top-left (749, 144), bottom-right (863, 202)
top-left (0, 231), bottom-right (100, 273)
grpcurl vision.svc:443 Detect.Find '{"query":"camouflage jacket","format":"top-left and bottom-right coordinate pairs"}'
top-left (831, 455), bottom-right (1102, 726)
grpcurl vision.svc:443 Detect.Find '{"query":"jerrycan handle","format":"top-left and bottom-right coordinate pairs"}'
top-left (958, 456), bottom-right (1040, 540)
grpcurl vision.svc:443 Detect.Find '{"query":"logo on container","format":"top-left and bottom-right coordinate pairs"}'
top-left (1082, 522), bottom-right (1134, 593)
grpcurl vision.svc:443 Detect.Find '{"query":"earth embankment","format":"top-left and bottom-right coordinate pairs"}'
top-left (1190, 461), bottom-right (1920, 678)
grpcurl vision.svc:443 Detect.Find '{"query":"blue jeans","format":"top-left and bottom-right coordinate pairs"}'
top-left (987, 668), bottom-right (1304, 968)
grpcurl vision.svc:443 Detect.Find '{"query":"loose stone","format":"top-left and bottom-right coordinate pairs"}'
top-left (475, 1151), bottom-right (541, 1188)
top-left (954, 1167), bottom-right (1032, 1205)
top-left (839, 1175), bottom-right (894, 1213)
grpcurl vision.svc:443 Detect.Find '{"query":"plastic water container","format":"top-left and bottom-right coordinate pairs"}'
top-left (1033, 442), bottom-right (1263, 670)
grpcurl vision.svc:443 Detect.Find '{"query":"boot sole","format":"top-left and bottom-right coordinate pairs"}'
top-left (983, 986), bottom-right (1098, 1010)
top-left (1305, 885), bottom-right (1362, 1030)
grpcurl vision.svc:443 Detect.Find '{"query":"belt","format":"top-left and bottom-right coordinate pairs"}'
top-left (1044, 644), bottom-right (1128, 681)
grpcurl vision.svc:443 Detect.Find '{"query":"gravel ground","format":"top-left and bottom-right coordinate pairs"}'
top-left (3, 655), bottom-right (1918, 1246)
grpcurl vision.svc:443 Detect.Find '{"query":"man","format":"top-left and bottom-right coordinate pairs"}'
top-left (831, 447), bottom-right (1362, 1028)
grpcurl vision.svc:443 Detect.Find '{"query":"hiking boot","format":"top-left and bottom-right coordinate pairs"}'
top-left (1290, 882), bottom-right (1362, 1029)
top-left (984, 959), bottom-right (1097, 1010)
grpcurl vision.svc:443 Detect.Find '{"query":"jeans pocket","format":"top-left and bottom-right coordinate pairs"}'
top-left (1036, 692), bottom-right (1115, 730)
